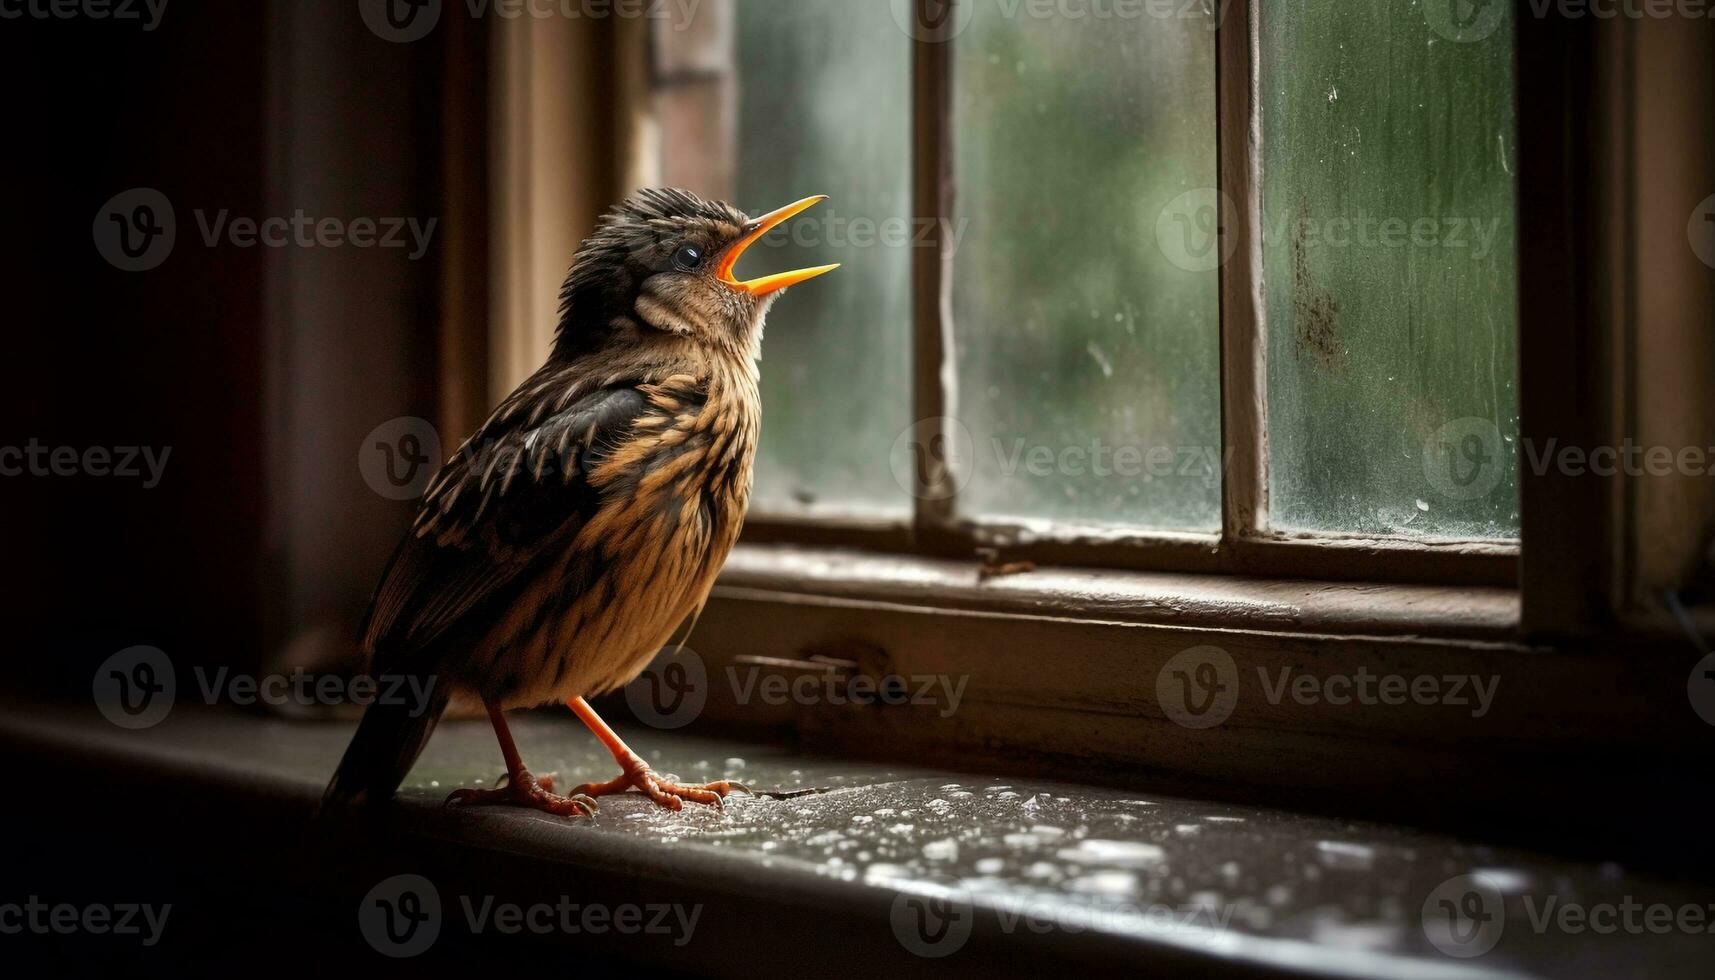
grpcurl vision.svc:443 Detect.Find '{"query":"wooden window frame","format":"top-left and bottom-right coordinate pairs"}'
top-left (729, 0), bottom-right (1518, 588)
top-left (461, 5), bottom-right (1715, 809)
top-left (460, 4), bottom-right (1715, 626)
top-left (465, 2), bottom-right (1701, 623)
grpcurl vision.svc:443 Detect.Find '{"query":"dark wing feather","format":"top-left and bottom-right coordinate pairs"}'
top-left (361, 382), bottom-right (652, 668)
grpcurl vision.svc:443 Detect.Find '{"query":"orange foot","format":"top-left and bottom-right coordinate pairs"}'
top-left (571, 756), bottom-right (749, 812)
top-left (446, 769), bottom-right (598, 818)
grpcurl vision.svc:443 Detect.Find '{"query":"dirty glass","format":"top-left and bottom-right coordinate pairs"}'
top-left (665, 0), bottom-right (912, 518)
top-left (1261, 1), bottom-right (1519, 539)
top-left (949, 4), bottom-right (1221, 531)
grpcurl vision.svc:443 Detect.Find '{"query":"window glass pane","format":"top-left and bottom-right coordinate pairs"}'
top-left (659, 0), bottom-right (912, 518)
top-left (737, 1), bottom-right (911, 518)
top-left (950, 4), bottom-right (1221, 531)
top-left (1261, 2), bottom-right (1519, 538)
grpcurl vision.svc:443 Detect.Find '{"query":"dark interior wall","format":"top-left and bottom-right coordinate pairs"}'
top-left (0, 0), bottom-right (448, 694)
top-left (0, 2), bottom-right (269, 690)
top-left (260, 0), bottom-right (447, 681)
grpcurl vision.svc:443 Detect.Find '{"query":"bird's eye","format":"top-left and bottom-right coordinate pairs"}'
top-left (671, 244), bottom-right (703, 271)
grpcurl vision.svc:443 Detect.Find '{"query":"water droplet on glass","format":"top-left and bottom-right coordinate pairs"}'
top-left (1058, 840), bottom-right (1167, 869)
top-left (923, 839), bottom-right (959, 861)
top-left (1316, 840), bottom-right (1375, 872)
top-left (1067, 871), bottom-right (1140, 896)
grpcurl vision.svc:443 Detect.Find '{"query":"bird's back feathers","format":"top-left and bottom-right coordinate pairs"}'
top-left (361, 378), bottom-right (659, 669)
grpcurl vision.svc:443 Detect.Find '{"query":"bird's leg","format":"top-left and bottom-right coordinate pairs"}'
top-left (445, 703), bottom-right (598, 817)
top-left (566, 697), bottom-right (749, 811)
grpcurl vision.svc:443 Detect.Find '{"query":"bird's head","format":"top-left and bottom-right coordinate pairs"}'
top-left (553, 187), bottom-right (838, 366)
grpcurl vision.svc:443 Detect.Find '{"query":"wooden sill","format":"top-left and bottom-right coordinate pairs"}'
top-left (739, 517), bottom-right (1519, 587)
top-left (685, 544), bottom-right (1710, 868)
top-left (715, 543), bottom-right (1521, 642)
top-left (5, 702), bottom-right (1713, 977)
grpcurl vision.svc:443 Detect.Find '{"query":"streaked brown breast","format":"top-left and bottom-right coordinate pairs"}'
top-left (459, 367), bottom-right (759, 708)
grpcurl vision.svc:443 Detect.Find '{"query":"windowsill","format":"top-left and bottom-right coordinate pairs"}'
top-left (689, 543), bottom-right (1710, 869)
top-left (716, 543), bottom-right (1521, 642)
top-left (5, 701), bottom-right (1712, 977)
top-left (737, 519), bottom-right (1519, 587)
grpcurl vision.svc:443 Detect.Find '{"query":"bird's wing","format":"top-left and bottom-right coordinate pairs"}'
top-left (360, 381), bottom-right (667, 667)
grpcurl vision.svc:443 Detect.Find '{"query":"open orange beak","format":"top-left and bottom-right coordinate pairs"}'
top-left (717, 195), bottom-right (841, 297)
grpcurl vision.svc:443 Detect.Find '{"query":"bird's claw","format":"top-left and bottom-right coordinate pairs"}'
top-left (572, 761), bottom-right (750, 812)
top-left (445, 768), bottom-right (598, 818)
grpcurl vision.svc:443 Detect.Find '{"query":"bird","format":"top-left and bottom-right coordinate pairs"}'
top-left (323, 188), bottom-right (838, 818)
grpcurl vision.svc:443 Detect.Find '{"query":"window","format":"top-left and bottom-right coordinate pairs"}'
top-left (951, 3), bottom-right (1221, 532)
top-left (1260, 1), bottom-right (1519, 540)
top-left (654, 1), bottom-right (912, 520)
top-left (649, 0), bottom-right (1520, 583)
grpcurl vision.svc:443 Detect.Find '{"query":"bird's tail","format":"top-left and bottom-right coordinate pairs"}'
top-left (320, 673), bottom-right (450, 814)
